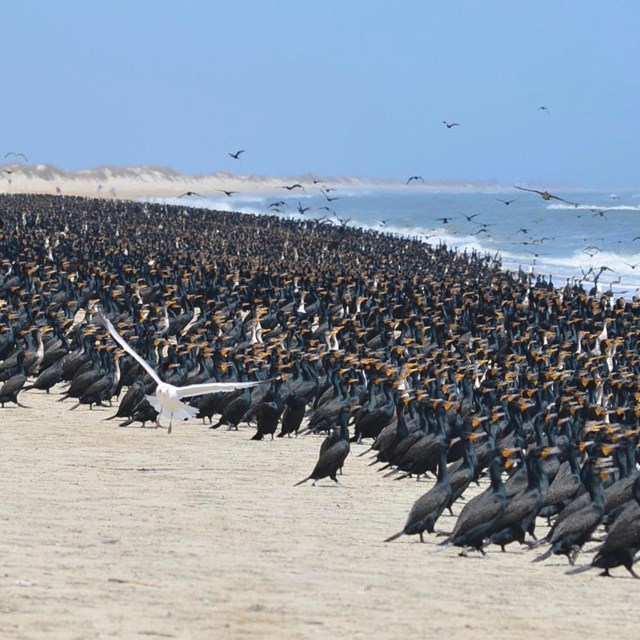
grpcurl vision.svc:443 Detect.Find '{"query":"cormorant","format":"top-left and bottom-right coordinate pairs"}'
top-left (384, 442), bottom-right (452, 542)
top-left (294, 406), bottom-right (353, 486)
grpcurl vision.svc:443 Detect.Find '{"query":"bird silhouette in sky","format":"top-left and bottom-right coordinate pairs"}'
top-left (321, 190), bottom-right (341, 202)
top-left (582, 246), bottom-right (601, 258)
top-left (217, 189), bottom-right (237, 197)
top-left (4, 151), bottom-right (27, 161)
top-left (228, 149), bottom-right (245, 160)
top-left (178, 191), bottom-right (201, 198)
top-left (496, 197), bottom-right (518, 205)
top-left (513, 185), bottom-right (578, 206)
top-left (538, 106), bottom-right (550, 114)
top-left (281, 183), bottom-right (304, 191)
top-left (442, 121), bottom-right (459, 129)
top-left (435, 217), bottom-right (454, 224)
top-left (297, 201), bottom-right (311, 214)
top-left (406, 176), bottom-right (424, 184)
top-left (332, 212), bottom-right (351, 227)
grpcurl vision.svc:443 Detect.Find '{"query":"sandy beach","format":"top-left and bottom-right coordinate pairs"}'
top-left (1, 387), bottom-right (637, 640)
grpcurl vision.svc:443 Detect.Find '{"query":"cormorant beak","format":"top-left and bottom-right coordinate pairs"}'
top-left (501, 447), bottom-right (521, 458)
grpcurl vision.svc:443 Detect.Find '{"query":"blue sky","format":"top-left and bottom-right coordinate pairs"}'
top-left (2, 1), bottom-right (639, 188)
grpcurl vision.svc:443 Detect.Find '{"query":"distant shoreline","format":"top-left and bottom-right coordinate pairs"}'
top-left (0, 162), bottom-right (591, 201)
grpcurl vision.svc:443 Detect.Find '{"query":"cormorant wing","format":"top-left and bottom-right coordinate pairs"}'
top-left (99, 313), bottom-right (163, 386)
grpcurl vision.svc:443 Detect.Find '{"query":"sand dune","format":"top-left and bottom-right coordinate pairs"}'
top-left (0, 163), bottom-right (512, 200)
top-left (1, 387), bottom-right (637, 639)
top-left (0, 164), bottom-right (394, 200)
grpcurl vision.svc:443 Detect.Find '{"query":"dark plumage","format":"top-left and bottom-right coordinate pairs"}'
top-left (534, 459), bottom-right (609, 565)
top-left (250, 378), bottom-right (284, 441)
top-left (0, 351), bottom-right (29, 408)
top-left (295, 406), bottom-right (352, 486)
top-left (384, 443), bottom-right (452, 542)
top-left (567, 476), bottom-right (640, 578)
top-left (278, 393), bottom-right (306, 437)
top-left (441, 451), bottom-right (510, 556)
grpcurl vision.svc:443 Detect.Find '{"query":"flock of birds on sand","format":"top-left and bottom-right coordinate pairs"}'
top-left (1, 153), bottom-right (640, 581)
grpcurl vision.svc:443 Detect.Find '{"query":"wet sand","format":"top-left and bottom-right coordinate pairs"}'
top-left (1, 388), bottom-right (637, 639)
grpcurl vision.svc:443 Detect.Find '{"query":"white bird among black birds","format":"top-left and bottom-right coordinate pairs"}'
top-left (99, 313), bottom-right (268, 433)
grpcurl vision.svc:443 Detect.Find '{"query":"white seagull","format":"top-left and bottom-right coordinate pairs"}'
top-left (99, 312), bottom-right (268, 433)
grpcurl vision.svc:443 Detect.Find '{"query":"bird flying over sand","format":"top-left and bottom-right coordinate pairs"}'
top-left (513, 185), bottom-right (578, 206)
top-left (442, 121), bottom-right (459, 129)
top-left (99, 313), bottom-right (267, 433)
top-left (228, 150), bottom-right (245, 160)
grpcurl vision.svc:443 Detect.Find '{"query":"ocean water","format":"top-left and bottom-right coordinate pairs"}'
top-left (147, 188), bottom-right (640, 297)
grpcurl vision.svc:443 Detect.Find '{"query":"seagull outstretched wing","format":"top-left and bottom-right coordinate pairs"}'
top-left (99, 312), bottom-right (162, 385)
top-left (174, 380), bottom-right (268, 399)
